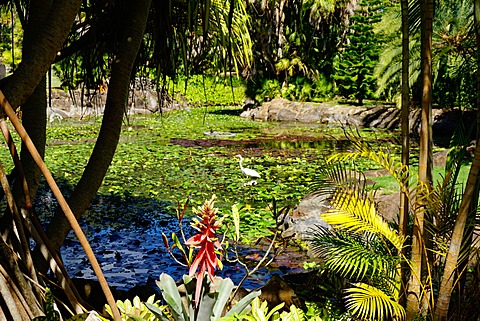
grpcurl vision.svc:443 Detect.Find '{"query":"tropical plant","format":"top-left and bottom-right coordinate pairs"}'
top-left (244, 0), bottom-right (352, 102)
top-left (0, 0), bottom-right (254, 319)
top-left (152, 272), bottom-right (261, 321)
top-left (375, 0), bottom-right (477, 108)
top-left (184, 195), bottom-right (224, 306)
top-left (308, 133), bottom-right (480, 320)
top-left (104, 295), bottom-right (164, 321)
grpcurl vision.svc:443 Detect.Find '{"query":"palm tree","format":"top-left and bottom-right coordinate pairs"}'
top-left (433, 0), bottom-right (480, 317)
top-left (308, 133), bottom-right (480, 320)
top-left (308, 141), bottom-right (412, 320)
top-left (399, 0), bottom-right (410, 308)
top-left (375, 0), bottom-right (475, 108)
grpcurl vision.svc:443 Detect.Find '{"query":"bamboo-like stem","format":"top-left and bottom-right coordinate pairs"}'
top-left (0, 91), bottom-right (122, 321)
top-left (1, 117), bottom-right (84, 313)
top-left (0, 269), bottom-right (29, 320)
top-left (24, 209), bottom-right (86, 313)
top-left (0, 236), bottom-right (42, 316)
top-left (0, 264), bottom-right (35, 320)
top-left (0, 119), bottom-right (31, 208)
top-left (0, 161), bottom-right (43, 302)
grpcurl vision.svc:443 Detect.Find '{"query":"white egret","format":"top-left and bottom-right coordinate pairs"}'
top-left (236, 155), bottom-right (260, 185)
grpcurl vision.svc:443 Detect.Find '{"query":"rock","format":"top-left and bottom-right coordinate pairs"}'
top-left (241, 98), bottom-right (477, 141)
top-left (284, 193), bottom-right (331, 240)
top-left (255, 275), bottom-right (302, 311)
top-left (376, 192), bottom-right (401, 222)
top-left (433, 149), bottom-right (450, 167)
top-left (47, 82), bottom-right (190, 118)
top-left (288, 187), bottom-right (402, 241)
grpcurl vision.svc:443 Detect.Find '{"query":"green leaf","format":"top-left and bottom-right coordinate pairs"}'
top-left (231, 204), bottom-right (241, 242)
top-left (145, 303), bottom-right (170, 321)
top-left (224, 290), bottom-right (261, 317)
top-left (156, 273), bottom-right (188, 321)
top-left (212, 278), bottom-right (235, 319)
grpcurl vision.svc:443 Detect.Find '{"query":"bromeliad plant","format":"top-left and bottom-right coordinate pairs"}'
top-left (159, 195), bottom-right (261, 320)
top-left (185, 195), bottom-right (224, 306)
top-left (160, 195), bottom-right (296, 320)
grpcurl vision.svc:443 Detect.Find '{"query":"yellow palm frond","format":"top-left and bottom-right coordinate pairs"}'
top-left (322, 188), bottom-right (405, 251)
top-left (345, 282), bottom-right (406, 321)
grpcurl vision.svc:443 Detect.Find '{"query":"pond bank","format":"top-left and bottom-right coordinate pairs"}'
top-left (241, 98), bottom-right (477, 143)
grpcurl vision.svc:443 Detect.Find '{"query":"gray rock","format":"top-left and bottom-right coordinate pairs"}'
top-left (242, 98), bottom-right (476, 139)
top-left (282, 193), bottom-right (331, 240)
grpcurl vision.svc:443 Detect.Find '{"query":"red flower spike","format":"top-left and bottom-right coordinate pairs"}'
top-left (184, 195), bottom-right (223, 308)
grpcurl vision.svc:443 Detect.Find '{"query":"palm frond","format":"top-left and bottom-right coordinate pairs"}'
top-left (310, 226), bottom-right (399, 279)
top-left (310, 161), bottom-right (371, 199)
top-left (308, 226), bottom-right (401, 298)
top-left (323, 187), bottom-right (405, 251)
top-left (326, 138), bottom-right (415, 198)
top-left (345, 282), bottom-right (406, 321)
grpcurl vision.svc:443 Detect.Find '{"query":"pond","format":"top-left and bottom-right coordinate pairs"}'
top-left (33, 107), bottom-right (399, 294)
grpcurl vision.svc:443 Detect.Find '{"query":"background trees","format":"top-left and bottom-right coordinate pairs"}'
top-left (334, 0), bottom-right (385, 105)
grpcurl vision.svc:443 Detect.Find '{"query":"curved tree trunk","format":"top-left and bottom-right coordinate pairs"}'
top-left (1, 0), bottom-right (82, 110)
top-left (433, 1), bottom-right (480, 319)
top-left (0, 2), bottom-right (82, 319)
top-left (0, 0), bottom-right (51, 233)
top-left (14, 0), bottom-right (52, 207)
top-left (38, 0), bottom-right (153, 269)
top-left (407, 0), bottom-right (434, 318)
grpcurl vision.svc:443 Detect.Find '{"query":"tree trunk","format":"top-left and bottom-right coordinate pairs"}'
top-left (15, 0), bottom-right (52, 207)
top-left (433, 1), bottom-right (480, 319)
top-left (0, 0), bottom-right (51, 233)
top-left (399, 0), bottom-right (410, 308)
top-left (38, 0), bottom-right (153, 268)
top-left (1, 0), bottom-right (82, 110)
top-left (407, 0), bottom-right (434, 318)
top-left (434, 140), bottom-right (480, 320)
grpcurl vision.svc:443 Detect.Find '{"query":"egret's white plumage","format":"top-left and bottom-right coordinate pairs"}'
top-left (236, 155), bottom-right (260, 179)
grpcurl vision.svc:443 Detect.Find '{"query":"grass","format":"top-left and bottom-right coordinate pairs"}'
top-left (367, 164), bottom-right (473, 195)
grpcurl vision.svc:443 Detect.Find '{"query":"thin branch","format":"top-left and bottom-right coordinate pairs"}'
top-left (230, 231), bottom-right (279, 300)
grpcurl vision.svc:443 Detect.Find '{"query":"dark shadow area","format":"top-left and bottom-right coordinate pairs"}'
top-left (33, 178), bottom-right (306, 302)
top-left (207, 108), bottom-right (244, 116)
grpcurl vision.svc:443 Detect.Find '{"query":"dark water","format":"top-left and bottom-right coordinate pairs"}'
top-left (38, 191), bottom-right (305, 292)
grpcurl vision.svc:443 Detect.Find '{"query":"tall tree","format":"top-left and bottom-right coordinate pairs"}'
top-left (40, 0), bottom-right (153, 267)
top-left (406, 0), bottom-right (434, 317)
top-left (399, 0), bottom-right (410, 308)
top-left (0, 0), bottom-right (252, 318)
top-left (335, 0), bottom-right (384, 105)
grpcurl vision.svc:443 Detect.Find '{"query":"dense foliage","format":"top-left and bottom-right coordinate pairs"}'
top-left (334, 0), bottom-right (384, 105)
